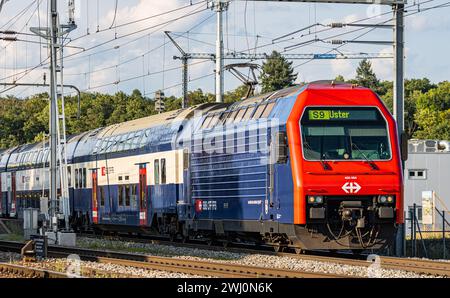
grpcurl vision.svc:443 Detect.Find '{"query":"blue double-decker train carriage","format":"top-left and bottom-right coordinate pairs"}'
top-left (0, 86), bottom-right (298, 236)
top-left (0, 83), bottom-right (403, 251)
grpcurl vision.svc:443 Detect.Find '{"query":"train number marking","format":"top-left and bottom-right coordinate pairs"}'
top-left (342, 182), bottom-right (361, 194)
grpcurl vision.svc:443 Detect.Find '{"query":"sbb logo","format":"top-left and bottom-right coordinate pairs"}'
top-left (195, 199), bottom-right (203, 213)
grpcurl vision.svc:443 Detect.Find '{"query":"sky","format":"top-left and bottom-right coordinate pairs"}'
top-left (0, 0), bottom-right (449, 99)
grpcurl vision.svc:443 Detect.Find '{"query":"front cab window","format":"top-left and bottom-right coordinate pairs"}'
top-left (301, 107), bottom-right (391, 161)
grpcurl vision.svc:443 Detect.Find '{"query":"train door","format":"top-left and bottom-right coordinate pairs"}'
top-left (91, 170), bottom-right (99, 224)
top-left (9, 172), bottom-right (16, 217)
top-left (138, 164), bottom-right (148, 226)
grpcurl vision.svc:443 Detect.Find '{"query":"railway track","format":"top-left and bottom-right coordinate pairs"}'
top-left (0, 263), bottom-right (68, 278)
top-left (78, 234), bottom-right (450, 277)
top-left (0, 240), bottom-right (350, 278)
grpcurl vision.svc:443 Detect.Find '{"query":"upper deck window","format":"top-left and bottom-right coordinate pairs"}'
top-left (301, 107), bottom-right (391, 161)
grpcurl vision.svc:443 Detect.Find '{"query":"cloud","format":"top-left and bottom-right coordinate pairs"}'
top-left (371, 47), bottom-right (393, 80)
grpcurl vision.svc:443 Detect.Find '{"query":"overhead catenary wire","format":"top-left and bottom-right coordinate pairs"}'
top-left (109, 0), bottom-right (119, 29)
top-left (69, 0), bottom-right (208, 44)
top-left (64, 12), bottom-right (216, 78)
top-left (3, 0), bottom-right (450, 98)
top-left (0, 2), bottom-right (209, 90)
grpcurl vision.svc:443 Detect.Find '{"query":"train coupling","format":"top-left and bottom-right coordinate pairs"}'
top-left (339, 201), bottom-right (365, 228)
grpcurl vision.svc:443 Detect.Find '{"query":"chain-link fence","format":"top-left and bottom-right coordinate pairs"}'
top-left (404, 204), bottom-right (450, 259)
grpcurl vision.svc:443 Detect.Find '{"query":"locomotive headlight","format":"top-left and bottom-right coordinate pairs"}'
top-left (378, 195), bottom-right (395, 204)
top-left (308, 196), bottom-right (323, 204)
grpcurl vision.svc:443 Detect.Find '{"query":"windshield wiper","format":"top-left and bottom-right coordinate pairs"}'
top-left (303, 141), bottom-right (331, 170)
top-left (320, 152), bottom-right (332, 170)
top-left (351, 143), bottom-right (378, 170)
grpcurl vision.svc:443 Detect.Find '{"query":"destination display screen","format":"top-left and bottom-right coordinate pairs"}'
top-left (307, 108), bottom-right (379, 121)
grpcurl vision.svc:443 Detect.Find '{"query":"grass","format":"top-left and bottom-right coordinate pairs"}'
top-left (0, 233), bottom-right (24, 242)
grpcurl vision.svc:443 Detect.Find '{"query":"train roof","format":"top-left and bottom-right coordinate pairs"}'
top-left (3, 82), bottom-right (376, 169)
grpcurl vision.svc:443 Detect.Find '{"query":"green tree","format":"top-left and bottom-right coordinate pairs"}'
top-left (224, 85), bottom-right (250, 103)
top-left (413, 81), bottom-right (450, 140)
top-left (355, 59), bottom-right (379, 90)
top-left (334, 75), bottom-right (345, 82)
top-left (259, 51), bottom-right (297, 93)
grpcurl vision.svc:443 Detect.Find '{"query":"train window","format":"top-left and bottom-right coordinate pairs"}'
top-left (37, 151), bottom-right (43, 164)
top-left (183, 149), bottom-right (189, 170)
top-left (67, 166), bottom-right (72, 188)
top-left (133, 131), bottom-right (143, 149)
top-left (218, 112), bottom-right (229, 125)
top-left (112, 135), bottom-right (122, 152)
top-left (201, 115), bottom-right (213, 129)
top-left (78, 169), bottom-right (82, 188)
top-left (119, 134), bottom-right (128, 151)
top-left (139, 129), bottom-right (149, 148)
top-left (131, 185), bottom-right (137, 207)
top-left (100, 138), bottom-right (108, 153)
top-left (93, 139), bottom-right (101, 154)
top-left (154, 159), bottom-right (160, 185)
top-left (75, 169), bottom-right (79, 189)
top-left (21, 153), bottom-right (28, 166)
top-left (261, 102), bottom-right (275, 118)
top-left (118, 185), bottom-right (124, 206)
top-left (45, 149), bottom-right (50, 164)
top-left (252, 103), bottom-right (267, 119)
top-left (225, 109), bottom-right (239, 124)
top-left (125, 185), bottom-right (131, 206)
top-left (233, 107), bottom-right (247, 122)
top-left (83, 168), bottom-right (87, 188)
top-left (28, 152), bottom-right (34, 164)
top-left (301, 107), bottom-right (391, 161)
top-left (99, 186), bottom-right (105, 207)
top-left (123, 133), bottom-right (132, 150)
top-left (208, 114), bottom-right (221, 128)
top-left (161, 158), bottom-right (166, 184)
top-left (29, 152), bottom-right (36, 164)
top-left (243, 105), bottom-right (256, 120)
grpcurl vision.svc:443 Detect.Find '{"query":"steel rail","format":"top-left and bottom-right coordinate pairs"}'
top-left (1, 238), bottom-right (449, 277)
top-left (0, 240), bottom-right (350, 278)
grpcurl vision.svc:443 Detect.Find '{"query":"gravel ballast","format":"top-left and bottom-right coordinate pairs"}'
top-left (75, 237), bottom-right (446, 278)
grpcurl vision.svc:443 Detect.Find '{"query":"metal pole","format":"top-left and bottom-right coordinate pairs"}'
top-left (413, 204), bottom-right (416, 257)
top-left (393, 3), bottom-right (404, 149)
top-left (443, 210), bottom-right (446, 259)
top-left (214, 0), bottom-right (226, 103)
top-left (49, 0), bottom-right (58, 232)
top-left (182, 57), bottom-right (188, 109)
top-left (409, 208), bottom-right (413, 256)
top-left (403, 211), bottom-right (407, 256)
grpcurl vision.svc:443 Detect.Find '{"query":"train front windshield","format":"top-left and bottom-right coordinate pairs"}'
top-left (301, 107), bottom-right (391, 161)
